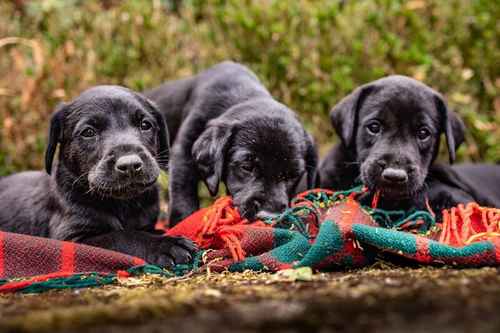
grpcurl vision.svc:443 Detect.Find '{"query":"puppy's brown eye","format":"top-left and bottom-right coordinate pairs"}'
top-left (417, 127), bottom-right (431, 140)
top-left (81, 128), bottom-right (96, 138)
top-left (366, 121), bottom-right (381, 135)
top-left (140, 120), bottom-right (153, 131)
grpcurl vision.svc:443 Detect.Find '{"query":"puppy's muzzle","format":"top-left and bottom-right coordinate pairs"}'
top-left (254, 198), bottom-right (288, 220)
top-left (89, 143), bottom-right (160, 197)
top-left (361, 153), bottom-right (420, 198)
top-left (239, 196), bottom-right (288, 221)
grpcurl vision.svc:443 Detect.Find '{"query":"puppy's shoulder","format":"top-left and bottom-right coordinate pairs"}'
top-left (427, 163), bottom-right (492, 204)
top-left (0, 171), bottom-right (56, 235)
top-left (0, 171), bottom-right (56, 208)
top-left (450, 163), bottom-right (500, 206)
top-left (0, 171), bottom-right (50, 192)
top-left (145, 76), bottom-right (196, 102)
top-left (207, 61), bottom-right (257, 80)
top-left (199, 62), bottom-right (265, 96)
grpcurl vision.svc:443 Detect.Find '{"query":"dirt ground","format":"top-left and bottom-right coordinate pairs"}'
top-left (1, 267), bottom-right (500, 333)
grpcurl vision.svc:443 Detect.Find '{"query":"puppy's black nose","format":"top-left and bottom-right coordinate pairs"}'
top-left (381, 168), bottom-right (408, 183)
top-left (275, 202), bottom-right (287, 212)
top-left (115, 154), bottom-right (143, 175)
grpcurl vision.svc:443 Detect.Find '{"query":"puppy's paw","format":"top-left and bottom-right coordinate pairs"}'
top-left (147, 236), bottom-right (198, 269)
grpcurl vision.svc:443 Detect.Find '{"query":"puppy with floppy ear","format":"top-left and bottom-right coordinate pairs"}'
top-left (319, 75), bottom-right (500, 213)
top-left (145, 61), bottom-right (319, 225)
top-left (0, 86), bottom-right (197, 268)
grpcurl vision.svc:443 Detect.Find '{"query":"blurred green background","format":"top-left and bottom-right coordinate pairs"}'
top-left (0, 0), bottom-right (499, 177)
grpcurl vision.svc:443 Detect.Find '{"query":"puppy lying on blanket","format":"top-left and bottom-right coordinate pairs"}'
top-left (319, 75), bottom-right (500, 214)
top-left (146, 61), bottom-right (318, 225)
top-left (0, 86), bottom-right (196, 267)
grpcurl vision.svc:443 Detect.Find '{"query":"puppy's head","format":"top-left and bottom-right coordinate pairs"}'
top-left (192, 100), bottom-right (318, 221)
top-left (331, 75), bottom-right (465, 199)
top-left (45, 85), bottom-right (169, 199)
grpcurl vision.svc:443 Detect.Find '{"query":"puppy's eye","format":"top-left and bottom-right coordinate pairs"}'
top-left (81, 127), bottom-right (96, 138)
top-left (417, 127), bottom-right (431, 141)
top-left (241, 163), bottom-right (254, 173)
top-left (140, 120), bottom-right (153, 131)
top-left (366, 121), bottom-right (381, 135)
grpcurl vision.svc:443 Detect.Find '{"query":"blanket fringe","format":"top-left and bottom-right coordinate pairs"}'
top-left (0, 265), bottom-right (170, 294)
top-left (439, 203), bottom-right (500, 246)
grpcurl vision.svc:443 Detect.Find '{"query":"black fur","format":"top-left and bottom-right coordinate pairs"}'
top-left (0, 86), bottom-right (196, 267)
top-left (319, 75), bottom-right (500, 213)
top-left (145, 61), bottom-right (318, 225)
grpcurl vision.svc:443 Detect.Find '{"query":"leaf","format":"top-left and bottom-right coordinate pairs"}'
top-left (274, 267), bottom-right (313, 282)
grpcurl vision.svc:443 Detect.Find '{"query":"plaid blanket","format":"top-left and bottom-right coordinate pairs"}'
top-left (1, 187), bottom-right (499, 293)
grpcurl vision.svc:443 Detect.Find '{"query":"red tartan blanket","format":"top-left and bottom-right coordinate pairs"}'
top-left (1, 187), bottom-right (500, 293)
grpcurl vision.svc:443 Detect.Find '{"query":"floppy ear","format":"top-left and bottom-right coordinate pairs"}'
top-left (330, 84), bottom-right (376, 149)
top-left (434, 94), bottom-right (465, 164)
top-left (45, 103), bottom-right (67, 175)
top-left (192, 123), bottom-right (233, 196)
top-left (304, 131), bottom-right (319, 188)
top-left (146, 99), bottom-right (170, 170)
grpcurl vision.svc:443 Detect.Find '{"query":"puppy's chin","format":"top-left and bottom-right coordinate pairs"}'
top-left (364, 177), bottom-right (424, 201)
top-left (377, 185), bottom-right (412, 199)
top-left (361, 173), bottom-right (418, 201)
top-left (87, 176), bottom-right (158, 200)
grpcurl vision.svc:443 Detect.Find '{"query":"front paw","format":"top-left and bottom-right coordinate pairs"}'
top-left (147, 236), bottom-right (198, 268)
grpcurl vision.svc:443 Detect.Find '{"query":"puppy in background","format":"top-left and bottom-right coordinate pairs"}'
top-left (319, 75), bottom-right (500, 214)
top-left (146, 61), bottom-right (318, 225)
top-left (0, 86), bottom-right (196, 267)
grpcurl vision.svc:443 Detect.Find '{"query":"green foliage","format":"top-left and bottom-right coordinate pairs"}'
top-left (0, 0), bottom-right (498, 176)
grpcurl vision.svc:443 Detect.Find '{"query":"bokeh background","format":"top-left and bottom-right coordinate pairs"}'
top-left (1, 0), bottom-right (499, 177)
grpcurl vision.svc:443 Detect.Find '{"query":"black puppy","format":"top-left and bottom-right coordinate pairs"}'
top-left (0, 86), bottom-right (196, 267)
top-left (146, 61), bottom-right (318, 225)
top-left (319, 75), bottom-right (500, 213)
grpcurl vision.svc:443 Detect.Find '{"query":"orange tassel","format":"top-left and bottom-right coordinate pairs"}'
top-left (439, 203), bottom-right (500, 246)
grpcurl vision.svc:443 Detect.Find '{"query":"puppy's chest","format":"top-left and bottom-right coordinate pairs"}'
top-left (111, 203), bottom-right (158, 231)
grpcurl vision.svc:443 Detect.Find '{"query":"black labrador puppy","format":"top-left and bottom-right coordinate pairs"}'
top-left (0, 86), bottom-right (196, 267)
top-left (319, 75), bottom-right (500, 214)
top-left (146, 61), bottom-right (318, 225)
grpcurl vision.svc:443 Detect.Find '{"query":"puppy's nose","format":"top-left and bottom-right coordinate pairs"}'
top-left (115, 154), bottom-right (143, 175)
top-left (381, 168), bottom-right (408, 184)
top-left (274, 201), bottom-right (288, 212)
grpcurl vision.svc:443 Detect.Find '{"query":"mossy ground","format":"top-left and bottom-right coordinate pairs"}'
top-left (2, 266), bottom-right (500, 333)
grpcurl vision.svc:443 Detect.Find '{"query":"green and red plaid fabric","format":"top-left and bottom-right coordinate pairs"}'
top-left (168, 187), bottom-right (500, 271)
top-left (1, 187), bottom-right (499, 293)
top-left (0, 231), bottom-right (147, 293)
